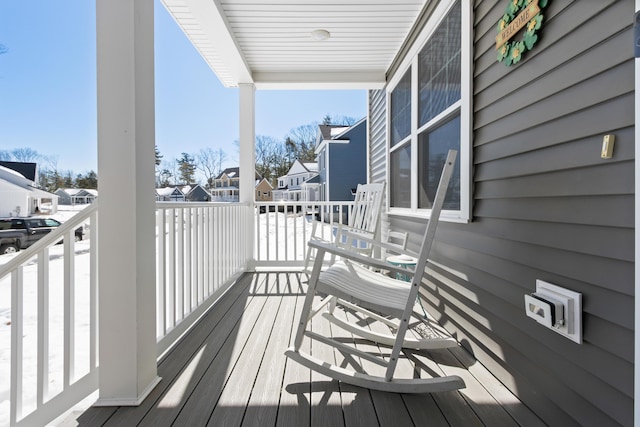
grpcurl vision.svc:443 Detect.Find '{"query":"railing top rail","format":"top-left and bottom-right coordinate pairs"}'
top-left (0, 202), bottom-right (98, 280)
top-left (255, 201), bottom-right (356, 206)
top-left (156, 201), bottom-right (250, 209)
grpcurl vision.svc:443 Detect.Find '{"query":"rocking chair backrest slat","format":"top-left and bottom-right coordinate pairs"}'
top-left (349, 182), bottom-right (385, 234)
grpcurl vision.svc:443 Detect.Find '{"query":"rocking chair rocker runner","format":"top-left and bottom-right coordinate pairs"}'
top-left (286, 150), bottom-right (464, 394)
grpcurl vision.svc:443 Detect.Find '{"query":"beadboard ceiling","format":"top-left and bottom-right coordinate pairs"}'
top-left (161, 0), bottom-right (427, 89)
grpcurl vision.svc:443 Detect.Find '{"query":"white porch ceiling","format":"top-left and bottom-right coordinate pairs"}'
top-left (160, 0), bottom-right (427, 89)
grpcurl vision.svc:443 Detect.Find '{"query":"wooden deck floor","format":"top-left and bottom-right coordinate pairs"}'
top-left (64, 272), bottom-right (545, 427)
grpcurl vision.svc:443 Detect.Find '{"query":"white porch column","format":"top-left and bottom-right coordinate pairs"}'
top-left (239, 84), bottom-right (256, 267)
top-left (95, 0), bottom-right (161, 405)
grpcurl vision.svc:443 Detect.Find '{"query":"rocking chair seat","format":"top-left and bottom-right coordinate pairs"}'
top-left (317, 260), bottom-right (411, 314)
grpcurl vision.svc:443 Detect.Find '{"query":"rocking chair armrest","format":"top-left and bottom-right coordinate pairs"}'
top-left (307, 239), bottom-right (418, 279)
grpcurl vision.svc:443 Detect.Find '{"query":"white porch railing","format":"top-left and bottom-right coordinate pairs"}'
top-left (155, 202), bottom-right (252, 356)
top-left (254, 201), bottom-right (356, 268)
top-left (1, 199), bottom-right (350, 426)
top-left (1, 202), bottom-right (252, 427)
top-left (0, 204), bottom-right (99, 427)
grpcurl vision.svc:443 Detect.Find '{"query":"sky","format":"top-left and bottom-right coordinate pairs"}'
top-left (0, 0), bottom-right (366, 176)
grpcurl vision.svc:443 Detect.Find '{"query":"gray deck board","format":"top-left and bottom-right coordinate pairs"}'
top-left (65, 272), bottom-right (544, 427)
top-left (242, 274), bottom-right (298, 427)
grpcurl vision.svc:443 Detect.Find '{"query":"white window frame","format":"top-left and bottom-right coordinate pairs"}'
top-left (386, 0), bottom-right (473, 223)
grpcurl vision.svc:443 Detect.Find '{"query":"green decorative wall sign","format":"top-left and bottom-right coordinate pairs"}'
top-left (496, 0), bottom-right (549, 66)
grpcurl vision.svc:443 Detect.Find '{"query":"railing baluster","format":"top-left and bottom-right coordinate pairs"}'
top-left (37, 249), bottom-right (50, 407)
top-left (203, 207), bottom-right (210, 297)
top-left (185, 208), bottom-right (192, 314)
top-left (156, 209), bottom-right (166, 338)
top-left (265, 207), bottom-right (270, 260)
top-left (10, 267), bottom-right (24, 425)
top-left (167, 208), bottom-right (176, 330)
top-left (63, 231), bottom-right (75, 387)
top-left (90, 210), bottom-right (98, 369)
top-left (176, 208), bottom-right (184, 323)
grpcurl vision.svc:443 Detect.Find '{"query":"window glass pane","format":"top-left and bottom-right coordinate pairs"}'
top-left (418, 1), bottom-right (461, 126)
top-left (418, 114), bottom-right (460, 210)
top-left (390, 144), bottom-right (411, 208)
top-left (390, 68), bottom-right (411, 147)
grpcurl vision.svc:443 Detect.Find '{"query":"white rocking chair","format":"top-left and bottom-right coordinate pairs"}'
top-left (286, 150), bottom-right (464, 394)
top-left (303, 182), bottom-right (385, 273)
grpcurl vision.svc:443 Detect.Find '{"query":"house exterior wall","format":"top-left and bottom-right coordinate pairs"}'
top-left (255, 180), bottom-right (273, 201)
top-left (327, 121), bottom-right (367, 201)
top-left (369, 1), bottom-right (634, 425)
top-left (0, 180), bottom-right (29, 217)
top-left (55, 189), bottom-right (73, 205)
top-left (186, 186), bottom-right (211, 201)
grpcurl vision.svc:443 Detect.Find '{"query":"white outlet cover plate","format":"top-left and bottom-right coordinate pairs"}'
top-left (535, 280), bottom-right (582, 344)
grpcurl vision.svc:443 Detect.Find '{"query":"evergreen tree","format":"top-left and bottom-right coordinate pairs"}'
top-left (155, 145), bottom-right (163, 166)
top-left (177, 152), bottom-right (196, 184)
top-left (75, 170), bottom-right (98, 189)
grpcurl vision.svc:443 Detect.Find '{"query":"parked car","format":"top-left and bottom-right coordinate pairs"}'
top-left (0, 217), bottom-right (83, 255)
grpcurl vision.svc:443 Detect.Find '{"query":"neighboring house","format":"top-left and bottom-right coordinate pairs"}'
top-left (0, 163), bottom-right (58, 216)
top-left (181, 184), bottom-right (211, 202)
top-left (210, 167), bottom-right (269, 202)
top-left (55, 188), bottom-right (98, 205)
top-left (273, 160), bottom-right (318, 202)
top-left (315, 118), bottom-right (367, 202)
top-left (155, 186), bottom-right (185, 202)
top-left (210, 167), bottom-right (241, 202)
top-left (254, 178), bottom-right (273, 202)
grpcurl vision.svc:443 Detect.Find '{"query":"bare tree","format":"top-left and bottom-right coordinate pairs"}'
top-left (196, 147), bottom-right (227, 189)
top-left (286, 123), bottom-right (318, 162)
top-left (254, 135), bottom-right (288, 185)
top-left (332, 115), bottom-right (358, 126)
top-left (160, 159), bottom-right (180, 186)
top-left (11, 147), bottom-right (42, 162)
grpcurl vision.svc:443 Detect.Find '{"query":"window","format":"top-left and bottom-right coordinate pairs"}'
top-left (390, 69), bottom-right (411, 147)
top-left (387, 0), bottom-right (470, 222)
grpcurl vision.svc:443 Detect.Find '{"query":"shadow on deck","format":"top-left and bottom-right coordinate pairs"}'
top-left (61, 272), bottom-right (545, 426)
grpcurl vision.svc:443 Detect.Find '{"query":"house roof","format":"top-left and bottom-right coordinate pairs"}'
top-left (0, 161), bottom-right (37, 182)
top-left (216, 167), bottom-right (240, 180)
top-left (303, 174), bottom-right (321, 184)
top-left (216, 167), bottom-right (263, 180)
top-left (156, 187), bottom-right (184, 196)
top-left (0, 175), bottom-right (57, 199)
top-left (318, 124), bottom-right (350, 141)
top-left (159, 0), bottom-right (427, 89)
top-left (302, 162), bottom-right (318, 173)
